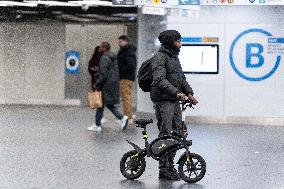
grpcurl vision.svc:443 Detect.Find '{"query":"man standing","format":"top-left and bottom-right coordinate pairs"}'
top-left (150, 30), bottom-right (198, 180)
top-left (87, 42), bottom-right (129, 132)
top-left (117, 35), bottom-right (137, 123)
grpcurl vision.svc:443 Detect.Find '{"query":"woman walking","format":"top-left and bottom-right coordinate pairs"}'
top-left (88, 46), bottom-right (103, 90)
top-left (87, 42), bottom-right (129, 132)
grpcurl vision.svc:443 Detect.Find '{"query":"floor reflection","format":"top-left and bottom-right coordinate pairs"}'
top-left (158, 180), bottom-right (206, 189)
top-left (120, 179), bottom-right (147, 189)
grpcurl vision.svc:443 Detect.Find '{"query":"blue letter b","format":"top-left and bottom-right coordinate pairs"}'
top-left (246, 43), bottom-right (264, 68)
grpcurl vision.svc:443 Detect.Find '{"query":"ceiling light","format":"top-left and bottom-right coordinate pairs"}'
top-left (24, 1), bottom-right (80, 7)
top-left (0, 1), bottom-right (37, 7)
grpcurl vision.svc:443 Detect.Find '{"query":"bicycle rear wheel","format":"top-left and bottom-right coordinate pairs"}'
top-left (120, 150), bottom-right (146, 180)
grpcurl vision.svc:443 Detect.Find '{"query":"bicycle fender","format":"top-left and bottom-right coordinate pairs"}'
top-left (176, 152), bottom-right (188, 164)
top-left (126, 140), bottom-right (143, 152)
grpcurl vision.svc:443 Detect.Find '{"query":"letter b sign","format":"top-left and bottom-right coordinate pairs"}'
top-left (230, 28), bottom-right (281, 81)
top-left (246, 43), bottom-right (264, 68)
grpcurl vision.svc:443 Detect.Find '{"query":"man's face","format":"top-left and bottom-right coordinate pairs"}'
top-left (174, 39), bottom-right (182, 49)
top-left (118, 39), bottom-right (128, 48)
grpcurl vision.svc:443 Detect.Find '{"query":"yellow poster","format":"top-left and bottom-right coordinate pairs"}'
top-left (153, 0), bottom-right (160, 4)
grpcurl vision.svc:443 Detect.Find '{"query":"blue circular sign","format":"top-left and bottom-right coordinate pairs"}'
top-left (229, 28), bottom-right (281, 81)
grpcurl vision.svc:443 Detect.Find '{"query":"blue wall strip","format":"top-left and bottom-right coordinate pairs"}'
top-left (182, 37), bottom-right (203, 43)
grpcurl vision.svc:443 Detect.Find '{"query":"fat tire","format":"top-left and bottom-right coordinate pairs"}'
top-left (120, 150), bottom-right (146, 180)
top-left (178, 153), bottom-right (206, 183)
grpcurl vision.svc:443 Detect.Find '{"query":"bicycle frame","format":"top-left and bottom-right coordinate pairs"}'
top-left (127, 99), bottom-right (194, 161)
top-left (127, 129), bottom-right (192, 162)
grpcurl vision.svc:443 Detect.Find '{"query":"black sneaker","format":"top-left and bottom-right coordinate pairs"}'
top-left (170, 167), bottom-right (180, 180)
top-left (159, 169), bottom-right (180, 180)
top-left (170, 166), bottom-right (179, 174)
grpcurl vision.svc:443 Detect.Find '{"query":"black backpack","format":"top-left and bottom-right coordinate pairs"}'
top-left (138, 56), bottom-right (155, 92)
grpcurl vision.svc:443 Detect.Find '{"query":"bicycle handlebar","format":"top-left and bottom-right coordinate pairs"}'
top-left (180, 98), bottom-right (194, 110)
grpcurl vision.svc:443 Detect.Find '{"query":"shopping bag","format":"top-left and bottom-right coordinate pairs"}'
top-left (88, 90), bottom-right (103, 109)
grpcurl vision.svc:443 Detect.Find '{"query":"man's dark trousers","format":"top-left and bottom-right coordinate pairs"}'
top-left (153, 101), bottom-right (182, 170)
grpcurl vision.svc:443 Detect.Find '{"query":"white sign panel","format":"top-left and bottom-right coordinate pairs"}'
top-left (179, 9), bottom-right (200, 17)
top-left (142, 6), bottom-right (167, 15)
top-left (179, 44), bottom-right (219, 73)
top-left (267, 37), bottom-right (284, 55)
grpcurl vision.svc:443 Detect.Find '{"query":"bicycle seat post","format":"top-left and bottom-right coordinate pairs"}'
top-left (142, 127), bottom-right (149, 149)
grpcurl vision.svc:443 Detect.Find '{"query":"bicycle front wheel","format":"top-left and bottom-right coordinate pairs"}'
top-left (178, 153), bottom-right (206, 183)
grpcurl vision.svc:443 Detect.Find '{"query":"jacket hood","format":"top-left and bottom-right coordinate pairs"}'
top-left (159, 46), bottom-right (177, 58)
top-left (158, 30), bottom-right (181, 52)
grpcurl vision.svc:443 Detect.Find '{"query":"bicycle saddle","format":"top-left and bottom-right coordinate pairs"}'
top-left (134, 119), bottom-right (153, 127)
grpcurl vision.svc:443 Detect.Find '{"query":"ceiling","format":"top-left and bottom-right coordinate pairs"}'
top-left (0, 0), bottom-right (137, 22)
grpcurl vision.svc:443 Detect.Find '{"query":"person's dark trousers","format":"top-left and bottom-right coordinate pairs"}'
top-left (153, 101), bottom-right (182, 171)
top-left (96, 104), bottom-right (124, 126)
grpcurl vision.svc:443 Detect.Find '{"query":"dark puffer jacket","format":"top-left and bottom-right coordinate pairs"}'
top-left (150, 47), bottom-right (194, 102)
top-left (117, 44), bottom-right (137, 81)
top-left (96, 51), bottom-right (120, 105)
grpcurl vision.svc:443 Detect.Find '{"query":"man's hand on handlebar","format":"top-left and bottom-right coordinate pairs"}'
top-left (177, 93), bottom-right (186, 101)
top-left (177, 93), bottom-right (198, 105)
top-left (188, 94), bottom-right (198, 105)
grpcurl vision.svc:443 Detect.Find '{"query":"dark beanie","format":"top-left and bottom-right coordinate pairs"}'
top-left (158, 30), bottom-right (181, 51)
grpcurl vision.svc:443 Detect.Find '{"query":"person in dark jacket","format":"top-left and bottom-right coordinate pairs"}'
top-left (151, 30), bottom-right (198, 180)
top-left (87, 42), bottom-right (129, 132)
top-left (88, 46), bottom-right (103, 90)
top-left (117, 35), bottom-right (137, 123)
